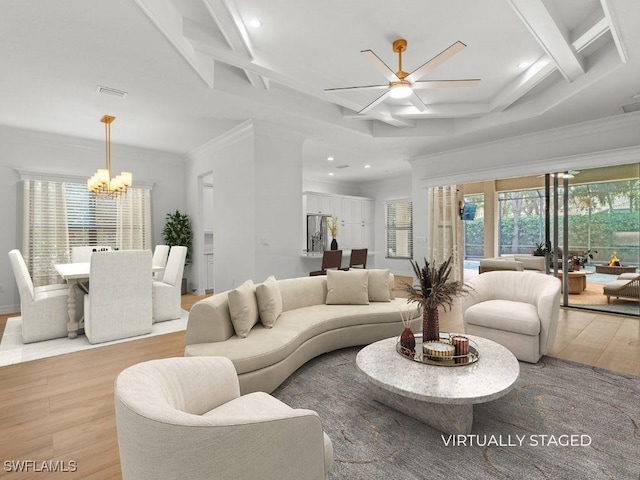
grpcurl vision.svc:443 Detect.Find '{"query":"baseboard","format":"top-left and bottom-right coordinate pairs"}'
top-left (0, 304), bottom-right (20, 315)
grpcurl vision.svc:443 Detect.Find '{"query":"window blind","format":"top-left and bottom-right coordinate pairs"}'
top-left (66, 183), bottom-right (118, 249)
top-left (385, 200), bottom-right (413, 259)
top-left (23, 180), bottom-right (70, 286)
top-left (23, 179), bottom-right (151, 287)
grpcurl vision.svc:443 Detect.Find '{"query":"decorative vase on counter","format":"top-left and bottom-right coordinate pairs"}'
top-left (330, 238), bottom-right (338, 250)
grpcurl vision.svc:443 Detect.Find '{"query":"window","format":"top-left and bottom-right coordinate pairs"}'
top-left (23, 179), bottom-right (151, 287)
top-left (498, 189), bottom-right (546, 256)
top-left (463, 194), bottom-right (484, 259)
top-left (66, 183), bottom-right (117, 247)
top-left (385, 200), bottom-right (413, 259)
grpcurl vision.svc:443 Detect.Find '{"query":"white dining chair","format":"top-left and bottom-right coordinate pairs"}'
top-left (152, 245), bottom-right (170, 282)
top-left (71, 245), bottom-right (112, 263)
top-left (8, 249), bottom-right (72, 343)
top-left (83, 250), bottom-right (153, 344)
top-left (152, 246), bottom-right (187, 322)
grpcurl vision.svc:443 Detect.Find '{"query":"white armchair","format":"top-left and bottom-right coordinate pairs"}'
top-left (151, 244), bottom-right (170, 281)
top-left (152, 246), bottom-right (187, 322)
top-left (8, 249), bottom-right (75, 343)
top-left (114, 356), bottom-right (333, 480)
top-left (84, 250), bottom-right (153, 344)
top-left (462, 271), bottom-right (561, 363)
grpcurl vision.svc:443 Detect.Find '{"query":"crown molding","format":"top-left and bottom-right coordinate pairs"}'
top-left (0, 124), bottom-right (183, 164)
top-left (416, 144), bottom-right (640, 188)
top-left (187, 120), bottom-right (254, 158)
top-left (410, 110), bottom-right (640, 166)
top-left (15, 168), bottom-right (156, 190)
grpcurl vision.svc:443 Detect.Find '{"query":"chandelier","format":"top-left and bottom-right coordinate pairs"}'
top-left (87, 115), bottom-right (132, 197)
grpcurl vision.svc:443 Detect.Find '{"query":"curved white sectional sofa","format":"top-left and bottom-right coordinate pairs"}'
top-left (185, 272), bottom-right (420, 394)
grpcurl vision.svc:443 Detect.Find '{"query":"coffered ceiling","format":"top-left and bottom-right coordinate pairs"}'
top-left (0, 0), bottom-right (638, 182)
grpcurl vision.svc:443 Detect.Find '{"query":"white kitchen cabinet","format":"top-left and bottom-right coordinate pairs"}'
top-left (303, 192), bottom-right (374, 250)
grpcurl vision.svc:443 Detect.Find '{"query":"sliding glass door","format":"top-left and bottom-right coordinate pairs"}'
top-left (546, 168), bottom-right (639, 316)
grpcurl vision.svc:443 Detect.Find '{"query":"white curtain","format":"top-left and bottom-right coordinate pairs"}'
top-left (427, 185), bottom-right (463, 282)
top-left (117, 188), bottom-right (151, 250)
top-left (23, 180), bottom-right (70, 287)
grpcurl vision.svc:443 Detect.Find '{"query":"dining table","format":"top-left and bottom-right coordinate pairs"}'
top-left (54, 262), bottom-right (164, 338)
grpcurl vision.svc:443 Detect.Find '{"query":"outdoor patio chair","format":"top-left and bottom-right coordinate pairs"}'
top-left (603, 273), bottom-right (640, 303)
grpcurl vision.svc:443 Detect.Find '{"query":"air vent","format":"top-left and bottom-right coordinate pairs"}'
top-left (622, 102), bottom-right (640, 113)
top-left (335, 164), bottom-right (349, 169)
top-left (96, 85), bottom-right (128, 98)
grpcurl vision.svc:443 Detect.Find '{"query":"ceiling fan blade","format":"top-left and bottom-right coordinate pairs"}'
top-left (361, 50), bottom-right (400, 82)
top-left (406, 91), bottom-right (428, 112)
top-left (358, 90), bottom-right (392, 115)
top-left (405, 41), bottom-right (467, 84)
top-left (412, 79), bottom-right (481, 89)
top-left (324, 84), bottom-right (389, 92)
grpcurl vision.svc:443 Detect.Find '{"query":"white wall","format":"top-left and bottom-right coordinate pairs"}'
top-left (0, 125), bottom-right (185, 314)
top-left (253, 122), bottom-right (307, 281)
top-left (360, 174), bottom-right (415, 277)
top-left (186, 120), bottom-right (329, 294)
top-left (186, 122), bottom-right (256, 294)
top-left (303, 178), bottom-right (361, 196)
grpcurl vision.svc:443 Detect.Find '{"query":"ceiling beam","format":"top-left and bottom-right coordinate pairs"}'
top-left (391, 103), bottom-right (491, 118)
top-left (490, 56), bottom-right (556, 112)
top-left (508, 0), bottom-right (585, 82)
top-left (341, 108), bottom-right (415, 128)
top-left (185, 36), bottom-right (406, 128)
top-left (491, 11), bottom-right (615, 113)
top-left (201, 0), bottom-right (269, 88)
top-left (133, 0), bottom-right (214, 88)
top-left (571, 17), bottom-right (609, 52)
top-left (600, 0), bottom-right (629, 63)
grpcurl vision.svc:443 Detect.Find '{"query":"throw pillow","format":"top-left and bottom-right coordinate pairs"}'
top-left (367, 269), bottom-right (391, 302)
top-left (256, 276), bottom-right (283, 328)
top-left (228, 280), bottom-right (259, 338)
top-left (325, 269), bottom-right (369, 305)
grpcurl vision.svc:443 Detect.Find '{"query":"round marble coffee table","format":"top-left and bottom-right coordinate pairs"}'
top-left (356, 334), bottom-right (519, 435)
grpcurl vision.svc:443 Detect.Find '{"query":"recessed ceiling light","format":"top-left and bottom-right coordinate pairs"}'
top-left (517, 62), bottom-right (529, 69)
top-left (248, 19), bottom-right (262, 28)
top-left (328, 172), bottom-right (334, 176)
top-left (364, 165), bottom-right (371, 169)
top-left (327, 156), bottom-right (334, 161)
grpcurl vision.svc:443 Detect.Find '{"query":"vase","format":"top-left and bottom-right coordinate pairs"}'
top-left (330, 238), bottom-right (338, 250)
top-left (400, 327), bottom-right (415, 354)
top-left (422, 307), bottom-right (440, 342)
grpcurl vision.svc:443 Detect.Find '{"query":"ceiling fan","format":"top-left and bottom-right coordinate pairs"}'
top-left (325, 39), bottom-right (480, 114)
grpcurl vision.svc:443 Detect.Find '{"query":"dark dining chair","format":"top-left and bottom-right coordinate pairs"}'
top-left (342, 248), bottom-right (368, 270)
top-left (310, 250), bottom-right (343, 276)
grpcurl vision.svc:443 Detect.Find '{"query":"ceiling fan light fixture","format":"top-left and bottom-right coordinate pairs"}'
top-left (389, 82), bottom-right (412, 99)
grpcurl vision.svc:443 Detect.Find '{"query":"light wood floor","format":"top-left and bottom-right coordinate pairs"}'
top-left (0, 291), bottom-right (637, 479)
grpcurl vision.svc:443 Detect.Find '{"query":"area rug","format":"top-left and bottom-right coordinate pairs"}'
top-left (0, 310), bottom-right (188, 367)
top-left (273, 347), bottom-right (640, 480)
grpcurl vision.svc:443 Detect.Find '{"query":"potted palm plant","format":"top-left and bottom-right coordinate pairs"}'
top-left (404, 256), bottom-right (469, 342)
top-left (162, 210), bottom-right (193, 294)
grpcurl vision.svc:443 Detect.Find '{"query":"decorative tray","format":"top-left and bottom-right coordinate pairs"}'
top-left (396, 332), bottom-right (479, 367)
